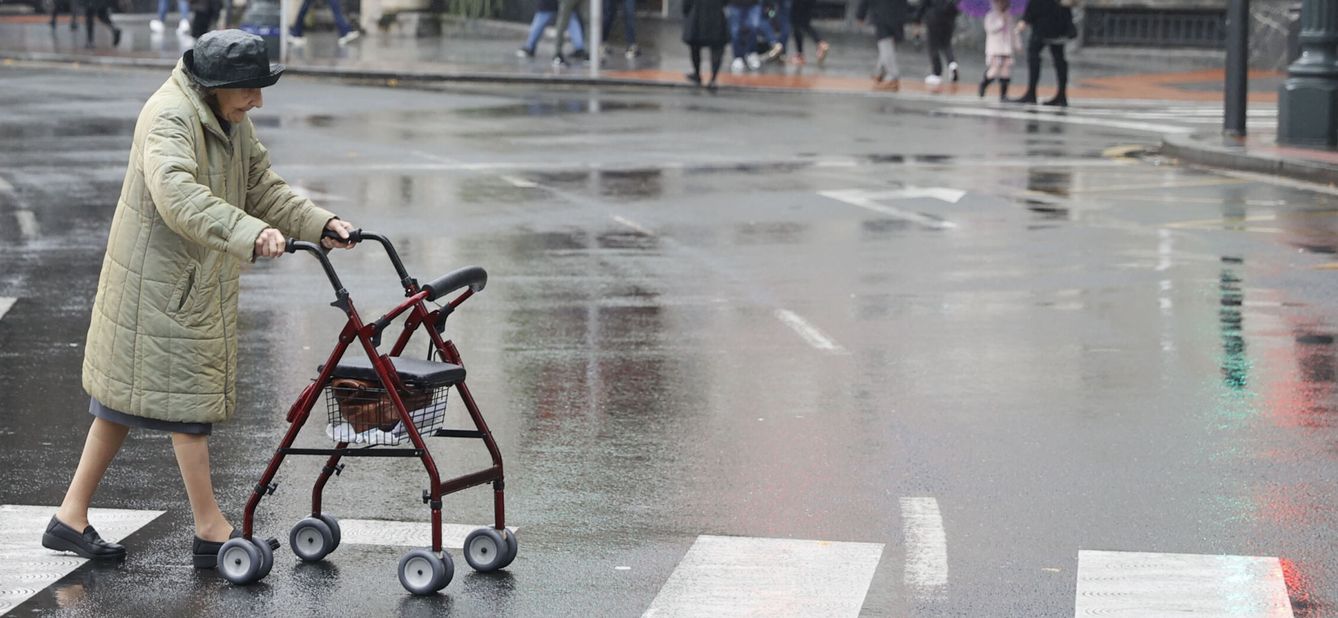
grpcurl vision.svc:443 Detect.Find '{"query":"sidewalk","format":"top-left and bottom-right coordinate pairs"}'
top-left (8, 8), bottom-right (1335, 186)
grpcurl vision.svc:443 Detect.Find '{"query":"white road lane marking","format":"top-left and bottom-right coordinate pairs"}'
top-left (500, 175), bottom-right (539, 188)
top-left (15, 211), bottom-right (38, 240)
top-left (642, 535), bottom-right (884, 618)
top-left (1075, 550), bottom-right (1294, 617)
top-left (0, 505), bottom-right (164, 616)
top-left (900, 497), bottom-right (949, 599)
top-left (335, 519), bottom-right (517, 548)
top-left (611, 215), bottom-right (656, 237)
top-left (774, 309), bottom-right (846, 353)
top-left (820, 189), bottom-right (958, 230)
top-left (938, 106), bottom-right (1195, 135)
top-left (0, 298), bottom-right (14, 323)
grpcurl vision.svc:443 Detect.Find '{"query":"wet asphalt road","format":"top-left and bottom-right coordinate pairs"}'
top-left (2, 63), bottom-right (1337, 616)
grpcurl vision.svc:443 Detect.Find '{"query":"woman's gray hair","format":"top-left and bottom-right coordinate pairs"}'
top-left (185, 77), bottom-right (214, 101)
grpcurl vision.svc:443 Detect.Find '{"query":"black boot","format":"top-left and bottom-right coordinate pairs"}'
top-left (1011, 91), bottom-right (1037, 104)
top-left (978, 77), bottom-right (993, 98)
top-left (999, 78), bottom-right (1010, 101)
top-left (1043, 93), bottom-right (1067, 107)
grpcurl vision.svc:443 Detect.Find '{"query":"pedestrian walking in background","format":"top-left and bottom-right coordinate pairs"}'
top-left (601, 0), bottom-right (641, 58)
top-left (40, 30), bottom-right (357, 569)
top-left (725, 0), bottom-right (782, 72)
top-left (978, 0), bottom-right (1020, 99)
top-left (82, 0), bottom-right (121, 49)
top-left (856, 0), bottom-right (907, 89)
top-left (518, 0), bottom-right (587, 58)
top-left (789, 0), bottom-right (829, 65)
top-left (682, 0), bottom-right (728, 89)
top-left (50, 0), bottom-right (79, 32)
top-left (553, 0), bottom-right (594, 65)
top-left (288, 0), bottom-right (361, 47)
top-left (1011, 0), bottom-right (1075, 106)
top-left (188, 0), bottom-right (218, 38)
top-left (150, 0), bottom-right (191, 34)
top-left (915, 0), bottom-right (959, 85)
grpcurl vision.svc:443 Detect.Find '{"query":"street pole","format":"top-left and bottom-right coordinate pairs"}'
top-left (1223, 0), bottom-right (1249, 137)
top-left (590, 0), bottom-right (603, 76)
top-left (1279, 0), bottom-right (1338, 147)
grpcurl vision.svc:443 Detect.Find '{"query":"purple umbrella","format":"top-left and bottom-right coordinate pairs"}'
top-left (958, 0), bottom-right (1026, 17)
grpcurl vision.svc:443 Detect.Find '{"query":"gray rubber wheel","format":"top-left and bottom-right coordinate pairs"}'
top-left (315, 514), bottom-right (341, 551)
top-left (496, 528), bottom-right (518, 569)
top-left (463, 528), bottom-right (508, 572)
top-left (289, 518), bottom-right (334, 562)
top-left (398, 548), bottom-right (452, 595)
top-left (256, 536), bottom-right (275, 579)
top-left (218, 538), bottom-right (262, 585)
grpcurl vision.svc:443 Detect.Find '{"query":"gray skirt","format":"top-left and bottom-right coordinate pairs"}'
top-left (89, 398), bottom-right (213, 435)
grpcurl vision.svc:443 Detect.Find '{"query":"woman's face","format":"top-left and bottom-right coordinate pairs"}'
top-left (213, 88), bottom-right (263, 124)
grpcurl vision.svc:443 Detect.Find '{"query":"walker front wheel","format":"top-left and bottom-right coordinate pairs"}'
top-left (315, 514), bottom-right (342, 551)
top-left (256, 536), bottom-right (275, 579)
top-left (218, 538), bottom-right (263, 585)
top-left (497, 528), bottom-right (518, 569)
top-left (289, 518), bottom-right (335, 562)
top-left (398, 548), bottom-right (453, 595)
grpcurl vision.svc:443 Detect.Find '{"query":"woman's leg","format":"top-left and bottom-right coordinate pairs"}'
top-left (290, 0), bottom-right (315, 35)
top-left (1049, 43), bottom-right (1068, 102)
top-left (1017, 34), bottom-right (1043, 101)
top-left (325, 0), bottom-right (352, 37)
top-left (709, 45), bottom-right (724, 82)
top-left (621, 0), bottom-right (636, 45)
top-left (84, 6), bottom-right (95, 44)
top-left (55, 418), bottom-right (129, 530)
top-left (790, 4), bottom-right (806, 55)
top-left (689, 44), bottom-right (703, 81)
top-left (172, 433), bottom-right (233, 541)
top-left (157, 0), bottom-right (169, 22)
top-left (524, 11), bottom-right (553, 51)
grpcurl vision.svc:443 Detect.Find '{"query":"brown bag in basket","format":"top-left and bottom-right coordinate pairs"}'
top-left (331, 378), bottom-right (433, 432)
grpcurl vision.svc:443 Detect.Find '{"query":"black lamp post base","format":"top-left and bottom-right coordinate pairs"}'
top-left (1279, 76), bottom-right (1338, 148)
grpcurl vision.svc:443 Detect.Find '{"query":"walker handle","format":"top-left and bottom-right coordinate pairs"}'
top-left (286, 238), bottom-right (348, 301)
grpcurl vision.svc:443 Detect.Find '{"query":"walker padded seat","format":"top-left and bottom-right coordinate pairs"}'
top-left (323, 355), bottom-right (466, 389)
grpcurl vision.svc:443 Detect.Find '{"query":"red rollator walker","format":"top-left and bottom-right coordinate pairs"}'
top-left (215, 229), bottom-right (515, 595)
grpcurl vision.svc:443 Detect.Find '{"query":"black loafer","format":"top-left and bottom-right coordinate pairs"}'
top-left (192, 529), bottom-right (243, 569)
top-left (41, 516), bottom-right (126, 560)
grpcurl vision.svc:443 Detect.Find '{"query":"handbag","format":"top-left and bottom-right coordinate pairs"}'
top-left (331, 378), bottom-right (433, 432)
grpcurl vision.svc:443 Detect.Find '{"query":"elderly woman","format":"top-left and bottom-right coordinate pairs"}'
top-left (41, 30), bottom-right (356, 569)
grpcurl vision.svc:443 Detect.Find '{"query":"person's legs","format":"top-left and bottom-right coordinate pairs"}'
top-left (569, 10), bottom-right (586, 51)
top-left (776, 0), bottom-right (791, 52)
top-left (524, 11), bottom-right (553, 51)
top-left (875, 36), bottom-right (892, 79)
top-left (621, 0), bottom-right (636, 44)
top-left (554, 0), bottom-right (580, 57)
top-left (726, 5), bottom-right (745, 60)
top-left (55, 418), bottom-right (129, 530)
top-left (927, 30), bottom-right (943, 76)
top-left (325, 0), bottom-right (352, 36)
top-left (172, 432), bottom-right (233, 542)
top-left (84, 6), bottom-right (95, 44)
top-left (689, 44), bottom-right (703, 81)
top-left (790, 4), bottom-right (806, 55)
top-left (1016, 34), bottom-right (1043, 102)
top-left (290, 0), bottom-right (315, 36)
top-left (709, 44), bottom-right (724, 82)
top-left (1048, 42), bottom-right (1068, 103)
top-left (601, 0), bottom-right (617, 40)
top-left (177, 0), bottom-right (189, 16)
top-left (156, 0), bottom-right (169, 22)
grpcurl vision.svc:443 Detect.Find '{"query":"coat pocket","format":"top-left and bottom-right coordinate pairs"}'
top-left (167, 264), bottom-right (197, 316)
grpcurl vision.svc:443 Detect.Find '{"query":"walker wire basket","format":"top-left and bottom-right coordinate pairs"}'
top-left (324, 378), bottom-right (450, 446)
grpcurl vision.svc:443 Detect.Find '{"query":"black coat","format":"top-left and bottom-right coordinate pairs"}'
top-left (913, 0), bottom-right (958, 36)
top-left (1022, 0), bottom-right (1075, 40)
top-left (856, 0), bottom-right (908, 42)
top-left (682, 0), bottom-right (728, 47)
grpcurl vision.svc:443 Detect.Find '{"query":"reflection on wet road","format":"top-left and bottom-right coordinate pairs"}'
top-left (2, 63), bottom-right (1337, 615)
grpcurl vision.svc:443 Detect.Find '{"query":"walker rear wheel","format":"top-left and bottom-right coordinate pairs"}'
top-left (497, 528), bottom-right (518, 569)
top-left (398, 548), bottom-right (453, 595)
top-left (463, 528), bottom-right (508, 572)
top-left (315, 514), bottom-right (341, 551)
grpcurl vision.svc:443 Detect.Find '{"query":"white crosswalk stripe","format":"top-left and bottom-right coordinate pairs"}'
top-left (0, 505), bottom-right (164, 616)
top-left (1075, 550), bottom-right (1294, 617)
top-left (0, 298), bottom-right (14, 323)
top-left (643, 535), bottom-right (884, 618)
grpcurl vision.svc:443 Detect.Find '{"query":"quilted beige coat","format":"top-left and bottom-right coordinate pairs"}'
top-left (82, 59), bottom-right (334, 424)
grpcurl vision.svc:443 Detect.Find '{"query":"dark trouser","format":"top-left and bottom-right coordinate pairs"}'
top-left (555, 0), bottom-right (584, 56)
top-left (190, 0), bottom-right (218, 38)
top-left (690, 44), bottom-right (725, 82)
top-left (1023, 35), bottom-right (1068, 98)
top-left (790, 0), bottom-right (821, 54)
top-left (601, 0), bottom-right (636, 45)
top-left (85, 6), bottom-right (114, 42)
top-left (927, 28), bottom-right (955, 76)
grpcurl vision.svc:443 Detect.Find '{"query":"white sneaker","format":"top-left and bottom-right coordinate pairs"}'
top-left (149, 18), bottom-right (164, 33)
top-left (288, 33), bottom-right (306, 47)
top-left (746, 53), bottom-right (761, 70)
top-left (924, 74), bottom-right (942, 85)
top-left (763, 42), bottom-right (783, 62)
top-left (948, 61), bottom-right (959, 82)
top-left (337, 30), bottom-right (361, 46)
top-left (177, 17), bottom-right (190, 33)
top-left (731, 57), bottom-right (745, 73)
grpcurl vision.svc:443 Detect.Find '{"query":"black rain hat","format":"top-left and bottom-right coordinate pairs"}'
top-left (183, 30), bottom-right (284, 89)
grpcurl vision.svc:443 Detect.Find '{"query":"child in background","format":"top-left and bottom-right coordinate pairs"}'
top-left (979, 0), bottom-right (1020, 100)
